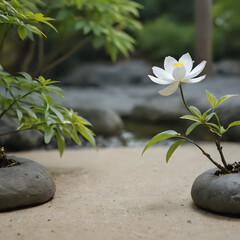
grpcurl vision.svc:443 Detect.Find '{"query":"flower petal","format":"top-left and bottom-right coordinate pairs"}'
top-left (148, 75), bottom-right (171, 85)
top-left (164, 56), bottom-right (177, 74)
top-left (179, 53), bottom-right (193, 74)
top-left (186, 60), bottom-right (206, 79)
top-left (159, 81), bottom-right (179, 96)
top-left (172, 67), bottom-right (186, 81)
top-left (152, 66), bottom-right (172, 81)
top-left (186, 75), bottom-right (206, 83)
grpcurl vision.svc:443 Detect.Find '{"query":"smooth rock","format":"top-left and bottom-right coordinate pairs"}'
top-left (191, 168), bottom-right (240, 214)
top-left (0, 157), bottom-right (55, 211)
top-left (59, 60), bottom-right (151, 86)
top-left (131, 96), bottom-right (187, 122)
top-left (214, 60), bottom-right (240, 75)
top-left (78, 108), bottom-right (124, 136)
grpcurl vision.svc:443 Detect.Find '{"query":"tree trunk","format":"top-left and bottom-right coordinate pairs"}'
top-left (194, 0), bottom-right (212, 74)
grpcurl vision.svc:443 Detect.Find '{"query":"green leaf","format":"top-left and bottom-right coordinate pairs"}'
top-left (166, 140), bottom-right (185, 163)
top-left (44, 126), bottom-right (54, 144)
top-left (21, 106), bottom-right (37, 119)
top-left (205, 112), bottom-right (215, 122)
top-left (227, 121), bottom-right (240, 130)
top-left (186, 122), bottom-right (202, 136)
top-left (180, 115), bottom-right (200, 122)
top-left (18, 25), bottom-right (28, 40)
top-left (47, 85), bottom-right (64, 97)
top-left (18, 72), bottom-right (32, 81)
top-left (50, 106), bottom-right (64, 122)
top-left (142, 130), bottom-right (180, 155)
top-left (216, 94), bottom-right (238, 106)
top-left (71, 127), bottom-right (82, 146)
top-left (206, 91), bottom-right (217, 109)
top-left (16, 109), bottom-right (23, 121)
top-left (189, 106), bottom-right (202, 118)
top-left (77, 124), bottom-right (96, 147)
top-left (202, 109), bottom-right (212, 120)
top-left (25, 24), bottom-right (46, 37)
top-left (55, 131), bottom-right (65, 156)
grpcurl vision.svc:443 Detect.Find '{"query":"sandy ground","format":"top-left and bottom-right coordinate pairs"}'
top-left (1, 143), bottom-right (240, 240)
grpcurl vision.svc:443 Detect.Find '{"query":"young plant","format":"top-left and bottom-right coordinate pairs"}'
top-left (0, 0), bottom-right (95, 164)
top-left (142, 53), bottom-right (240, 174)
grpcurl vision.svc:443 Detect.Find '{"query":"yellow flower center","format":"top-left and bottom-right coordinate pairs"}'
top-left (173, 62), bottom-right (184, 67)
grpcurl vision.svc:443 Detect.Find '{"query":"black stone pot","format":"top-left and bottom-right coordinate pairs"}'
top-left (191, 168), bottom-right (240, 214)
top-left (0, 156), bottom-right (56, 211)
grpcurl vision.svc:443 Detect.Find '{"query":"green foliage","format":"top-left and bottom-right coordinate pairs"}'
top-left (0, 0), bottom-right (56, 42)
top-left (0, 66), bottom-right (95, 155)
top-left (206, 91), bottom-right (238, 110)
top-left (142, 130), bottom-right (180, 155)
top-left (166, 139), bottom-right (185, 163)
top-left (135, 16), bottom-right (194, 61)
top-left (135, 0), bottom-right (194, 23)
top-left (213, 0), bottom-right (240, 60)
top-left (48, 0), bottom-right (142, 61)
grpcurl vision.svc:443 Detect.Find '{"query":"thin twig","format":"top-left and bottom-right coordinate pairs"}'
top-left (39, 36), bottom-right (90, 75)
top-left (0, 89), bottom-right (35, 119)
top-left (181, 136), bottom-right (227, 172)
top-left (215, 139), bottom-right (228, 169)
top-left (179, 83), bottom-right (229, 172)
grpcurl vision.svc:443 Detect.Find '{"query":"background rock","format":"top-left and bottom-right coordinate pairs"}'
top-left (77, 108), bottom-right (124, 136)
top-left (0, 116), bottom-right (43, 150)
top-left (59, 60), bottom-right (151, 86)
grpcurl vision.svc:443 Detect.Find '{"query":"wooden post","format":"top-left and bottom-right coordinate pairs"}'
top-left (194, 0), bottom-right (212, 74)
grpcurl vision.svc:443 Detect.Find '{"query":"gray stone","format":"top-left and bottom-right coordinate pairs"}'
top-left (191, 168), bottom-right (240, 214)
top-left (214, 60), bottom-right (240, 75)
top-left (0, 116), bottom-right (43, 150)
top-left (131, 96), bottom-right (187, 122)
top-left (0, 157), bottom-right (55, 211)
top-left (77, 108), bottom-right (124, 136)
top-left (59, 60), bottom-right (151, 86)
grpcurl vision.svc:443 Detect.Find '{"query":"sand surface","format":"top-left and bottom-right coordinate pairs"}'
top-left (1, 143), bottom-right (240, 240)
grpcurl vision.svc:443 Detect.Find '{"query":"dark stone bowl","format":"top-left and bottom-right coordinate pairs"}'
top-left (191, 168), bottom-right (240, 214)
top-left (0, 156), bottom-right (56, 211)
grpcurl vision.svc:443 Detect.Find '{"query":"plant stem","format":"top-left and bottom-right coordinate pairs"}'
top-left (0, 89), bottom-right (35, 119)
top-left (181, 136), bottom-right (227, 172)
top-left (179, 83), bottom-right (192, 113)
top-left (39, 36), bottom-right (90, 75)
top-left (215, 139), bottom-right (228, 169)
top-left (0, 122), bottom-right (45, 137)
top-left (179, 83), bottom-right (229, 172)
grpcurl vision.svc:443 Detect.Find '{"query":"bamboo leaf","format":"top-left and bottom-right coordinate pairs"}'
top-left (166, 140), bottom-right (185, 163)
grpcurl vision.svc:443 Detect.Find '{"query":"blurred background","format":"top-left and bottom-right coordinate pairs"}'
top-left (1, 0), bottom-right (240, 150)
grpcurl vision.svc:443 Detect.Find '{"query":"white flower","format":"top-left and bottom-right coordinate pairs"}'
top-left (148, 53), bottom-right (206, 96)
